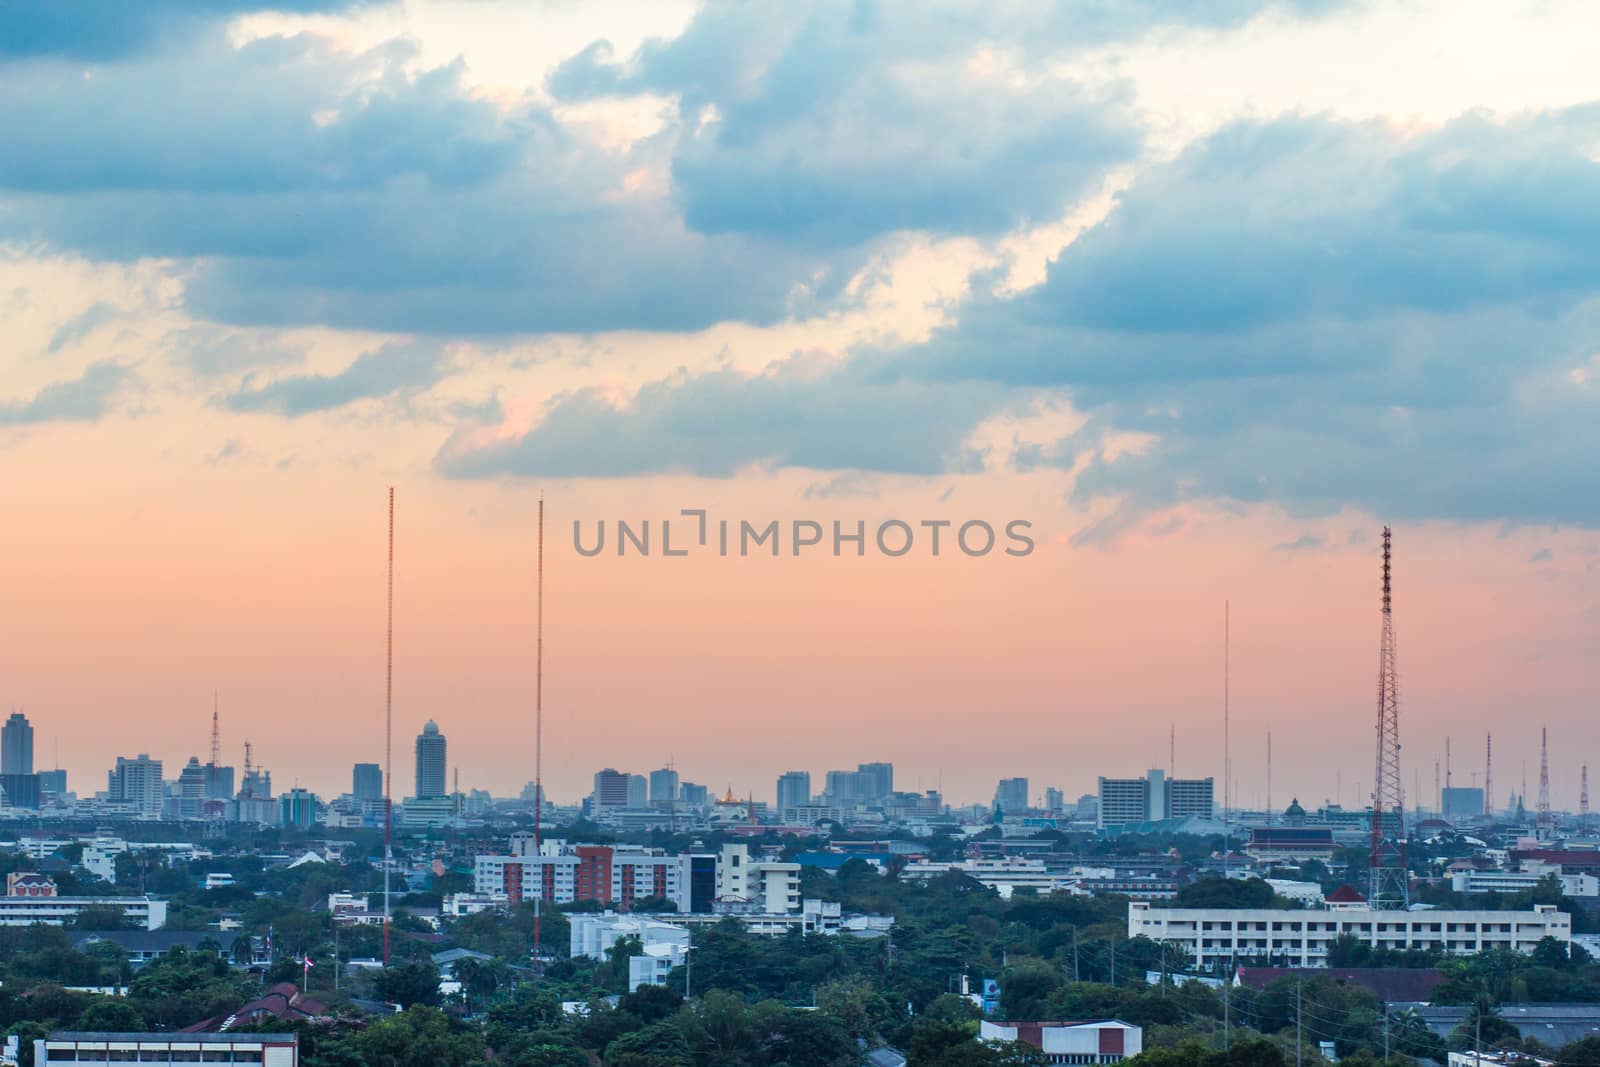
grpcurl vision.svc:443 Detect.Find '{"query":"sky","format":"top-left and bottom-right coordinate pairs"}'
top-left (1, 0), bottom-right (1597, 810)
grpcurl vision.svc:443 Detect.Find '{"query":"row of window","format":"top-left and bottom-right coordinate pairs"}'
top-left (42, 1050), bottom-right (268, 1063)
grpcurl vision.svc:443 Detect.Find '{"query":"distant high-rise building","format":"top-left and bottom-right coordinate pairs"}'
top-left (353, 763), bottom-right (383, 802)
top-left (2, 713), bottom-right (33, 776)
top-left (280, 788), bottom-right (318, 830)
top-left (776, 771), bottom-right (811, 813)
top-left (37, 768), bottom-right (66, 798)
top-left (593, 768), bottom-right (630, 811)
top-left (1045, 787), bottom-right (1065, 813)
top-left (825, 770), bottom-right (870, 805)
top-left (414, 721), bottom-right (447, 799)
top-left (994, 777), bottom-right (1029, 815)
top-left (1442, 787), bottom-right (1486, 823)
top-left (627, 774), bottom-right (648, 809)
top-left (176, 757), bottom-right (207, 818)
top-left (1098, 770), bottom-right (1214, 828)
top-left (108, 755), bottom-right (163, 818)
top-left (857, 762), bottom-right (893, 801)
top-left (649, 768), bottom-right (680, 809)
top-left (203, 764), bottom-right (234, 803)
top-left (679, 781), bottom-right (709, 808)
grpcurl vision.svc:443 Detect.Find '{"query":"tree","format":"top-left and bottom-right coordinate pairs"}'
top-left (1558, 1037), bottom-right (1600, 1066)
top-left (374, 961), bottom-right (442, 1009)
top-left (74, 999), bottom-right (146, 1031)
top-left (1000, 960), bottom-right (1062, 1020)
top-left (357, 1006), bottom-right (486, 1066)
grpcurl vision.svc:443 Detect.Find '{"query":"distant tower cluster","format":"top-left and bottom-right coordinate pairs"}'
top-left (1369, 527), bottom-right (1408, 909)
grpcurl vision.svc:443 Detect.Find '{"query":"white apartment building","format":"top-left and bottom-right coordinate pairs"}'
top-left (1449, 869), bottom-right (1599, 897)
top-left (1128, 902), bottom-right (1571, 968)
top-left (569, 912), bottom-right (689, 971)
top-left (37, 1032), bottom-right (296, 1065)
top-left (630, 941), bottom-right (690, 991)
top-left (0, 895), bottom-right (166, 929)
top-left (473, 839), bottom-right (696, 912)
top-left (715, 844), bottom-right (800, 914)
top-left (901, 858), bottom-right (1074, 899)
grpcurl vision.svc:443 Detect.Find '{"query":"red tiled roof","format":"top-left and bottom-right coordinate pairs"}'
top-left (1326, 885), bottom-right (1368, 902)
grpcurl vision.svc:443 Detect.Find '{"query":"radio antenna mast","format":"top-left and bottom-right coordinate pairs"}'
top-left (383, 487), bottom-right (395, 966)
top-left (534, 492), bottom-right (545, 963)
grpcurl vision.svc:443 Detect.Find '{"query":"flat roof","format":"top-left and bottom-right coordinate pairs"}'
top-left (48, 1032), bottom-right (296, 1044)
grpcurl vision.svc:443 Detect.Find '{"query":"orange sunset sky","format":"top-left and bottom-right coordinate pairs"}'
top-left (1, 0), bottom-right (1597, 807)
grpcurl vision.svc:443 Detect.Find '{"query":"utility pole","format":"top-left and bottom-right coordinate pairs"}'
top-left (382, 487), bottom-right (394, 967)
top-left (1071, 926), bottom-right (1080, 982)
top-left (1296, 978), bottom-right (1304, 1067)
top-left (1223, 972), bottom-right (1231, 1051)
top-left (1383, 1001), bottom-right (1390, 1063)
top-left (684, 927), bottom-right (693, 1000)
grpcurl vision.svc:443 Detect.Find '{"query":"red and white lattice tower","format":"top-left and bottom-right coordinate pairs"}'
top-left (1369, 527), bottom-right (1408, 909)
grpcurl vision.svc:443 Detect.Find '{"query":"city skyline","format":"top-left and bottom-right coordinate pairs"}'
top-left (1, 0), bottom-right (1597, 809)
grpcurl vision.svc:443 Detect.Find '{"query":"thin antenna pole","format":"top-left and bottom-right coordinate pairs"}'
top-left (1267, 732), bottom-right (1273, 826)
top-left (1223, 601), bottom-right (1231, 873)
top-left (534, 492), bottom-right (544, 962)
top-left (383, 487), bottom-right (394, 967)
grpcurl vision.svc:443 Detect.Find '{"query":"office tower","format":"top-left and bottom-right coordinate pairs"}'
top-left (825, 769), bottom-right (870, 805)
top-left (108, 755), bottom-right (164, 818)
top-left (857, 762), bottom-right (893, 800)
top-left (280, 788), bottom-right (318, 830)
top-left (776, 771), bottom-right (811, 813)
top-left (177, 757), bottom-right (207, 818)
top-left (994, 777), bottom-right (1029, 815)
top-left (627, 774), bottom-right (648, 809)
top-left (593, 768), bottom-right (630, 811)
top-left (354, 763), bottom-right (383, 802)
top-left (203, 764), bottom-right (234, 802)
top-left (679, 781), bottom-right (709, 808)
top-left (38, 768), bottom-right (67, 798)
top-left (649, 768), bottom-right (680, 809)
top-left (1098, 769), bottom-right (1215, 828)
top-left (2, 713), bottom-right (33, 776)
top-left (1442, 787), bottom-right (1486, 823)
top-left (414, 721), bottom-right (447, 799)
top-left (1045, 787), bottom-right (1065, 813)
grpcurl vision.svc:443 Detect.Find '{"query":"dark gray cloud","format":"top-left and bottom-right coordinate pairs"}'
top-left (0, 31), bottom-right (865, 334)
top-left (434, 107), bottom-right (1600, 532)
top-left (0, 361), bottom-right (137, 424)
top-left (226, 340), bottom-right (444, 416)
top-left (436, 354), bottom-right (1006, 478)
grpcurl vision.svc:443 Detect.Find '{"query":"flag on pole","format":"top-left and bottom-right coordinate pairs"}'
top-left (303, 956), bottom-right (315, 970)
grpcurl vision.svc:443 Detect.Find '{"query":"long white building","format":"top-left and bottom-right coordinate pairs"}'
top-left (0, 895), bottom-right (166, 929)
top-left (1128, 902), bottom-right (1571, 968)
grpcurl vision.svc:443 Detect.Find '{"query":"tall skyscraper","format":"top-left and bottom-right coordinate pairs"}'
top-left (1044, 787), bottom-right (1065, 813)
top-left (649, 768), bottom-right (680, 809)
top-left (2, 713), bottom-right (33, 776)
top-left (627, 774), bottom-right (648, 809)
top-left (776, 771), bottom-right (811, 813)
top-left (414, 721), bottom-right (447, 799)
top-left (857, 762), bottom-right (893, 800)
top-left (593, 768), bottom-right (630, 811)
top-left (353, 763), bottom-right (383, 802)
top-left (108, 755), bottom-right (163, 819)
top-left (994, 777), bottom-right (1029, 815)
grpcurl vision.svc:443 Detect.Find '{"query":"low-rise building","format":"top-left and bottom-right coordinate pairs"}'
top-left (36, 1032), bottom-right (297, 1065)
top-left (979, 1020), bottom-right (1142, 1064)
top-left (1128, 901), bottom-right (1571, 968)
top-left (0, 895), bottom-right (166, 929)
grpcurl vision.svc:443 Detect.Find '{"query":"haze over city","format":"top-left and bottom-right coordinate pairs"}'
top-left (2, 0), bottom-right (1598, 810)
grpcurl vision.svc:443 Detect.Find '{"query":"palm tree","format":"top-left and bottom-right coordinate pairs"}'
top-left (230, 935), bottom-right (254, 966)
